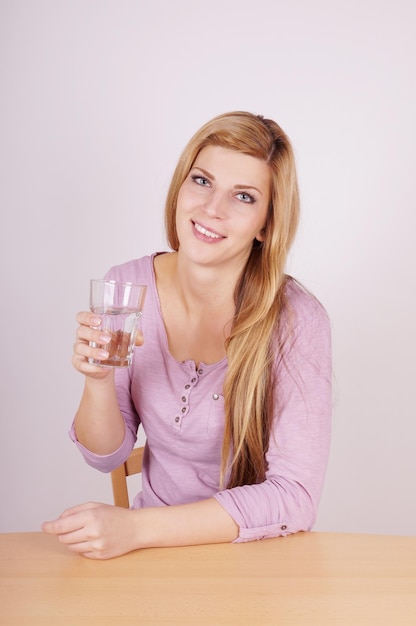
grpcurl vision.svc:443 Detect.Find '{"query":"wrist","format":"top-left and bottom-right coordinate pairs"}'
top-left (130, 508), bottom-right (154, 550)
top-left (84, 368), bottom-right (115, 389)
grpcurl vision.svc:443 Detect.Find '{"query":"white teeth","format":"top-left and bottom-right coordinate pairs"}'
top-left (194, 222), bottom-right (222, 239)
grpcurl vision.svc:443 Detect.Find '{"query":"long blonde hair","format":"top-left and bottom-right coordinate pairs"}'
top-left (165, 111), bottom-right (300, 488)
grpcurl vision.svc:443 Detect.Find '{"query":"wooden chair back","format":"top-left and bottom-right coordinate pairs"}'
top-left (111, 446), bottom-right (145, 508)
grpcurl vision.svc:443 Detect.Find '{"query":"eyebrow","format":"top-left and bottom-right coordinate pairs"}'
top-left (191, 166), bottom-right (264, 195)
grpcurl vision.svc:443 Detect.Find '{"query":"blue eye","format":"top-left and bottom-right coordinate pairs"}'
top-left (191, 175), bottom-right (210, 186)
top-left (236, 192), bottom-right (255, 203)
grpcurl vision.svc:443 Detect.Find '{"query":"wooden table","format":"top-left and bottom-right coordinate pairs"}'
top-left (1, 531), bottom-right (415, 625)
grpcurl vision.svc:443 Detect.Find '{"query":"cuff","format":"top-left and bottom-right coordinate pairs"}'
top-left (233, 522), bottom-right (292, 543)
top-left (68, 422), bottom-right (132, 472)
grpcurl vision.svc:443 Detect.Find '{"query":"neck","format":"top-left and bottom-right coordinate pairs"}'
top-left (173, 251), bottom-right (239, 312)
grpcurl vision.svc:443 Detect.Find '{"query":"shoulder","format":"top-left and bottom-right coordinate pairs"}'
top-left (275, 278), bottom-right (332, 376)
top-left (104, 252), bottom-right (167, 284)
top-left (281, 276), bottom-right (330, 331)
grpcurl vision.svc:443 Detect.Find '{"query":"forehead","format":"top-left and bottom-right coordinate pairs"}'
top-left (193, 145), bottom-right (271, 189)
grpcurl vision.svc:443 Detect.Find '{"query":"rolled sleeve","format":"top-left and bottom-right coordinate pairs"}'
top-left (68, 421), bottom-right (136, 472)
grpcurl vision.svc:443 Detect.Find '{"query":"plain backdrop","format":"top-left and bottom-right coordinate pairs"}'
top-left (1, 0), bottom-right (415, 535)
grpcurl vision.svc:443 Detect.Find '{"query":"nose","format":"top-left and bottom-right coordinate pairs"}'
top-left (202, 191), bottom-right (227, 219)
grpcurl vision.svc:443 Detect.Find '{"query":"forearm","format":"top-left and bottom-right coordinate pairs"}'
top-left (74, 373), bottom-right (126, 455)
top-left (134, 498), bottom-right (239, 549)
top-left (42, 498), bottom-right (240, 560)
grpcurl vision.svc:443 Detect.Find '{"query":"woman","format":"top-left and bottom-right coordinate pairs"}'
top-left (43, 111), bottom-right (332, 559)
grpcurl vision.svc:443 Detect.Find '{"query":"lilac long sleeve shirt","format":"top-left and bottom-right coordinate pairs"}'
top-left (70, 253), bottom-right (332, 542)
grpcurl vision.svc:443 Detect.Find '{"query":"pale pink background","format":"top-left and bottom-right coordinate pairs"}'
top-left (1, 0), bottom-right (415, 535)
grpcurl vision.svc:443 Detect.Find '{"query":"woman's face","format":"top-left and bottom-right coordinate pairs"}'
top-left (176, 145), bottom-right (271, 271)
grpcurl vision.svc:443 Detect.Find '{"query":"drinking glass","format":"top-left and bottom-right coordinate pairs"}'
top-left (89, 279), bottom-right (146, 368)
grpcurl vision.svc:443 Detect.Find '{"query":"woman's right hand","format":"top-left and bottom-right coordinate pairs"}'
top-left (72, 311), bottom-right (114, 380)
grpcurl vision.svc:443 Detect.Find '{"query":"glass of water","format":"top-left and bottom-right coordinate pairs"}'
top-left (89, 279), bottom-right (147, 368)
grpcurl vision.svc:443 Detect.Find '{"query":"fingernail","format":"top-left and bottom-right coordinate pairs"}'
top-left (91, 317), bottom-right (101, 326)
top-left (99, 334), bottom-right (110, 344)
top-left (98, 350), bottom-right (109, 358)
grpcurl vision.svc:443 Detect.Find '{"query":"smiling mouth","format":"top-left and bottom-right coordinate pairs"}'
top-left (193, 221), bottom-right (224, 240)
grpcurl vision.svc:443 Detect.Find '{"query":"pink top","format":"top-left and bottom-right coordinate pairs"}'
top-left (70, 254), bottom-right (332, 542)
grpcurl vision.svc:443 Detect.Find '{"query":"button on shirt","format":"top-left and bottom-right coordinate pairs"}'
top-left (70, 254), bottom-right (332, 543)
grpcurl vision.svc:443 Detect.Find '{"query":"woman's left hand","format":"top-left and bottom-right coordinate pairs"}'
top-left (42, 502), bottom-right (140, 559)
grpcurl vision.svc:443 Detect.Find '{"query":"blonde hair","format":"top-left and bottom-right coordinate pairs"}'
top-left (165, 111), bottom-right (300, 488)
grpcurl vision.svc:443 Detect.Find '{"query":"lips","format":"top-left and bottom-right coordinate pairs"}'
top-left (192, 221), bottom-right (224, 240)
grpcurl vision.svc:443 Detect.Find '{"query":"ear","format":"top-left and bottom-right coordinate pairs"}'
top-left (255, 227), bottom-right (266, 243)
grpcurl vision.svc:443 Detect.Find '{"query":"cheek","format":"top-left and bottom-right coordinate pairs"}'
top-left (255, 203), bottom-right (269, 233)
top-left (176, 187), bottom-right (191, 214)
top-left (175, 191), bottom-right (191, 233)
